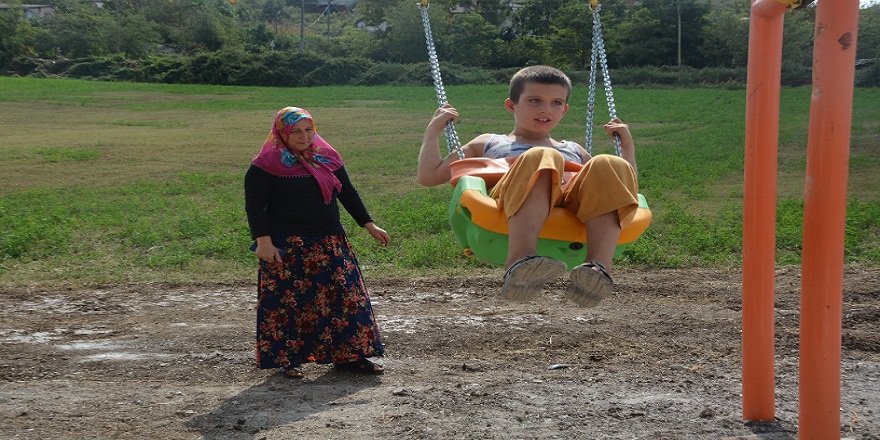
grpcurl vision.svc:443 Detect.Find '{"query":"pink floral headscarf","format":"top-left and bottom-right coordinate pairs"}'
top-left (251, 107), bottom-right (343, 204)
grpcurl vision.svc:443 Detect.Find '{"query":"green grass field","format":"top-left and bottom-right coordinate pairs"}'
top-left (1, 77), bottom-right (878, 287)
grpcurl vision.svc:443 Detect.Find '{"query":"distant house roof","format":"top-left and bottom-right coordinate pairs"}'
top-left (306, 0), bottom-right (357, 6)
top-left (0, 3), bottom-right (54, 18)
top-left (302, 0), bottom-right (358, 13)
top-left (1, 1), bottom-right (103, 18)
top-left (856, 58), bottom-right (876, 69)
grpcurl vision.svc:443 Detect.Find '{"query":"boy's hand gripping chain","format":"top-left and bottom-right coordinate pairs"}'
top-left (585, 3), bottom-right (622, 157)
top-left (420, 1), bottom-right (464, 159)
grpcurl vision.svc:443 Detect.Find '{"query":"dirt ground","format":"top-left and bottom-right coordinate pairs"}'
top-left (1, 266), bottom-right (878, 439)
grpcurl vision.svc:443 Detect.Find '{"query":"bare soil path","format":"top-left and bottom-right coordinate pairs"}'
top-left (1, 266), bottom-right (878, 439)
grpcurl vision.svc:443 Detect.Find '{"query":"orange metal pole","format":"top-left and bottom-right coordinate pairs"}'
top-left (798, 2), bottom-right (859, 438)
top-left (742, 0), bottom-right (787, 421)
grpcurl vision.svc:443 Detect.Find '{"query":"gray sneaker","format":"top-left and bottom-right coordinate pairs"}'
top-left (501, 255), bottom-right (567, 302)
top-left (565, 262), bottom-right (614, 307)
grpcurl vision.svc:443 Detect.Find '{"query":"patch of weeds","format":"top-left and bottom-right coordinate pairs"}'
top-left (776, 199), bottom-right (804, 264)
top-left (109, 121), bottom-right (189, 128)
top-left (30, 147), bottom-right (100, 163)
top-left (845, 199), bottom-right (880, 264)
top-left (0, 193), bottom-right (73, 259)
top-left (633, 202), bottom-right (742, 267)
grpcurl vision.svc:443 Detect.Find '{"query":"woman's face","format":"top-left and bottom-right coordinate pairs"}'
top-left (284, 119), bottom-right (315, 152)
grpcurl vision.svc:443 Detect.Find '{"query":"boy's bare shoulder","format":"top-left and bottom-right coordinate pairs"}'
top-left (462, 133), bottom-right (497, 157)
top-left (469, 133), bottom-right (496, 144)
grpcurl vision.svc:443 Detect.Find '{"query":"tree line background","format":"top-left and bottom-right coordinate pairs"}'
top-left (1, 0), bottom-right (878, 87)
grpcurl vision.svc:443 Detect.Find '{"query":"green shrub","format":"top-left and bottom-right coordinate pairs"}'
top-left (780, 61), bottom-right (812, 86)
top-left (302, 57), bottom-right (375, 86)
top-left (694, 67), bottom-right (747, 85)
top-left (182, 50), bottom-right (251, 85)
top-left (66, 55), bottom-right (126, 78)
top-left (4, 56), bottom-right (40, 75)
top-left (126, 56), bottom-right (186, 83)
top-left (3, 54), bottom-right (774, 88)
top-left (358, 62), bottom-right (411, 86)
top-left (252, 51), bottom-right (329, 87)
top-left (855, 61), bottom-right (880, 87)
top-left (420, 62), bottom-right (497, 86)
top-left (614, 66), bottom-right (678, 87)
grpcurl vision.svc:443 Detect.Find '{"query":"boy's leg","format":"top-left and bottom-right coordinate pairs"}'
top-left (490, 147), bottom-right (566, 269)
top-left (561, 155), bottom-right (639, 307)
top-left (564, 211), bottom-right (621, 307)
top-left (561, 154), bottom-right (639, 253)
top-left (491, 148), bottom-right (567, 301)
top-left (505, 169), bottom-right (551, 268)
top-left (584, 210), bottom-right (622, 271)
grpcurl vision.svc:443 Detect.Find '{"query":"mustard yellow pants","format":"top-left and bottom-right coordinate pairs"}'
top-left (489, 147), bottom-right (639, 228)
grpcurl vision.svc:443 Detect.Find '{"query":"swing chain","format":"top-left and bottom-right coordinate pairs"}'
top-left (585, 4), bottom-right (622, 157)
top-left (585, 18), bottom-right (598, 155)
top-left (420, 3), bottom-right (464, 159)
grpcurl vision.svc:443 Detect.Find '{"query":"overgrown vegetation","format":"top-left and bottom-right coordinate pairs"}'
top-left (1, 0), bottom-right (879, 87)
top-left (0, 78), bottom-right (878, 287)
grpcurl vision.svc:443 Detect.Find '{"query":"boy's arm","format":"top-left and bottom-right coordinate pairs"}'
top-left (604, 118), bottom-right (637, 176)
top-left (575, 143), bottom-right (593, 163)
top-left (417, 105), bottom-right (487, 187)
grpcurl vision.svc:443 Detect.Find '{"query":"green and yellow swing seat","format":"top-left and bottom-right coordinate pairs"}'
top-left (446, 158), bottom-right (652, 269)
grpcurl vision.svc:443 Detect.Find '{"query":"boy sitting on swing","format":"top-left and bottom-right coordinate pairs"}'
top-left (417, 65), bottom-right (639, 307)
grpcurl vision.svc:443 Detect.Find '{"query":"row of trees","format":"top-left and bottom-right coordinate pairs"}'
top-left (1, 0), bottom-right (878, 85)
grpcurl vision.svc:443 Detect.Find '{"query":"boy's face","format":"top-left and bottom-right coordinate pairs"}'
top-left (505, 83), bottom-right (570, 134)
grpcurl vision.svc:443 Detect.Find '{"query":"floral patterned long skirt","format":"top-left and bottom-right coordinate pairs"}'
top-left (255, 234), bottom-right (384, 369)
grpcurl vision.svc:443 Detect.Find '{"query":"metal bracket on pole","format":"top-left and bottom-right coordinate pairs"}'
top-left (780, 0), bottom-right (814, 10)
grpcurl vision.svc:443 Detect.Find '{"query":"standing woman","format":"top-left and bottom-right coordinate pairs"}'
top-left (245, 106), bottom-right (390, 378)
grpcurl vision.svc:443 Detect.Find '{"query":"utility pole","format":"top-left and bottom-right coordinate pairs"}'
top-left (300, 0), bottom-right (305, 51)
top-left (677, 0), bottom-right (682, 68)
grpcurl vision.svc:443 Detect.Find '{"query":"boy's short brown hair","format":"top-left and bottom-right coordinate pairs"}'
top-left (508, 65), bottom-right (572, 103)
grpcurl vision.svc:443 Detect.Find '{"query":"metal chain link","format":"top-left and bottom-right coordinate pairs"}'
top-left (586, 4), bottom-right (622, 157)
top-left (420, 4), bottom-right (464, 159)
top-left (585, 8), bottom-right (599, 156)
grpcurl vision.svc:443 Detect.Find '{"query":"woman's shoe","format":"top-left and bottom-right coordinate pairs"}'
top-left (333, 358), bottom-right (384, 375)
top-left (280, 364), bottom-right (304, 378)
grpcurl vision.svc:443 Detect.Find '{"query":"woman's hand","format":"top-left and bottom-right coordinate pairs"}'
top-left (254, 236), bottom-right (283, 263)
top-left (364, 222), bottom-right (390, 247)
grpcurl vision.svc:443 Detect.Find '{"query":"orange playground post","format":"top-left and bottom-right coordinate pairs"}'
top-left (742, 0), bottom-right (860, 437)
top-left (742, 0), bottom-right (788, 422)
top-left (798, 1), bottom-right (859, 438)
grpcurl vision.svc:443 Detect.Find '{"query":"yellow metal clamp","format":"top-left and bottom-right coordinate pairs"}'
top-left (590, 0), bottom-right (598, 10)
top-left (421, 0), bottom-right (428, 8)
top-left (779, 0), bottom-right (814, 10)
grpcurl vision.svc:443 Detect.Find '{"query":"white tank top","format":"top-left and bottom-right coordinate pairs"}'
top-left (482, 134), bottom-right (583, 164)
